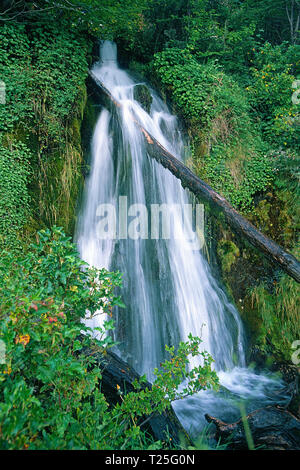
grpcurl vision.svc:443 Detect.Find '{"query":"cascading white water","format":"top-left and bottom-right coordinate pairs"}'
top-left (76, 41), bottom-right (289, 438)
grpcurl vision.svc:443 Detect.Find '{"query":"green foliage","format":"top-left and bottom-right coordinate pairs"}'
top-left (0, 227), bottom-right (118, 449)
top-left (0, 1), bottom-right (148, 45)
top-left (217, 240), bottom-right (240, 273)
top-left (0, 20), bottom-right (91, 245)
top-left (126, 0), bottom-right (257, 74)
top-left (247, 42), bottom-right (300, 149)
top-left (126, 0), bottom-right (299, 214)
top-left (0, 227), bottom-right (218, 449)
top-left (201, 142), bottom-right (273, 210)
top-left (0, 22), bottom-right (89, 143)
top-left (0, 23), bottom-right (33, 131)
top-left (244, 0), bottom-right (300, 46)
top-left (184, 1), bottom-right (257, 77)
top-left (248, 149), bottom-right (299, 249)
top-left (0, 141), bottom-right (31, 250)
top-left (129, 337), bottom-right (218, 415)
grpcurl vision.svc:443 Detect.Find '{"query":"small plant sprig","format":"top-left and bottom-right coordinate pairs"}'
top-left (119, 334), bottom-right (219, 418)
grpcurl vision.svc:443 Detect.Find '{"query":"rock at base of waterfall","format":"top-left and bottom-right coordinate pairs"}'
top-left (133, 84), bottom-right (153, 113)
top-left (205, 405), bottom-right (300, 450)
top-left (93, 349), bottom-right (192, 446)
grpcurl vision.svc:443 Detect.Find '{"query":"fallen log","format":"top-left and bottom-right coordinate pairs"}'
top-left (205, 405), bottom-right (300, 450)
top-left (92, 348), bottom-right (192, 446)
top-left (89, 70), bottom-right (300, 283)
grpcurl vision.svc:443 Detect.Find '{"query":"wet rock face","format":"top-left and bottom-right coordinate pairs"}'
top-left (133, 84), bottom-right (153, 113)
top-left (206, 406), bottom-right (300, 450)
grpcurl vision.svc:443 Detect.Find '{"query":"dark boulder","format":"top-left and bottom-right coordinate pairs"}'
top-left (133, 84), bottom-right (153, 113)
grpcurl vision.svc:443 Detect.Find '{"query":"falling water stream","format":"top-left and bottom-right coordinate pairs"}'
top-left (76, 41), bottom-right (289, 439)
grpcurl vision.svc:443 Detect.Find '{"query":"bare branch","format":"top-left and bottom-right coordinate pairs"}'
top-left (0, 1), bottom-right (89, 22)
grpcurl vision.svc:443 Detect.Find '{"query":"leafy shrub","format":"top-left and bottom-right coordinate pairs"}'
top-left (0, 22), bottom-right (90, 142)
top-left (0, 227), bottom-right (218, 449)
top-left (152, 48), bottom-right (273, 210)
top-left (247, 42), bottom-right (300, 149)
top-left (200, 141), bottom-right (273, 210)
top-left (152, 48), bottom-right (250, 131)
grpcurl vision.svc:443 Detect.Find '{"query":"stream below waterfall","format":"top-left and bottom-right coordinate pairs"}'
top-left (75, 40), bottom-right (290, 441)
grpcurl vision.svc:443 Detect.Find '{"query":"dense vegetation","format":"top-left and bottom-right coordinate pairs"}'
top-left (0, 227), bottom-right (218, 449)
top-left (0, 18), bottom-right (90, 249)
top-left (0, 0), bottom-right (299, 450)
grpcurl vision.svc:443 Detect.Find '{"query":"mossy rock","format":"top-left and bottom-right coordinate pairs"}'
top-left (217, 239), bottom-right (240, 273)
top-left (249, 191), bottom-right (295, 248)
top-left (81, 95), bottom-right (98, 159)
top-left (133, 84), bottom-right (152, 113)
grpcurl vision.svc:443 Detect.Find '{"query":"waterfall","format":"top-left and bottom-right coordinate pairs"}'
top-left (76, 41), bottom-right (288, 437)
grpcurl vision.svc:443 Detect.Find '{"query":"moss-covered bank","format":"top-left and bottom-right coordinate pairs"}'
top-left (0, 20), bottom-right (93, 250)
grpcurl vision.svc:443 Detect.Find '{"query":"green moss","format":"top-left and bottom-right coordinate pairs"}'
top-left (216, 226), bottom-right (300, 361)
top-left (241, 295), bottom-right (264, 341)
top-left (248, 260), bottom-right (300, 361)
top-left (37, 85), bottom-right (88, 235)
top-left (217, 239), bottom-right (240, 273)
top-left (249, 190), bottom-right (296, 249)
top-left (20, 84), bottom-right (88, 242)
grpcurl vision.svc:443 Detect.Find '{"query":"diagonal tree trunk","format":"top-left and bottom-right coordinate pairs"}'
top-left (89, 71), bottom-right (300, 283)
